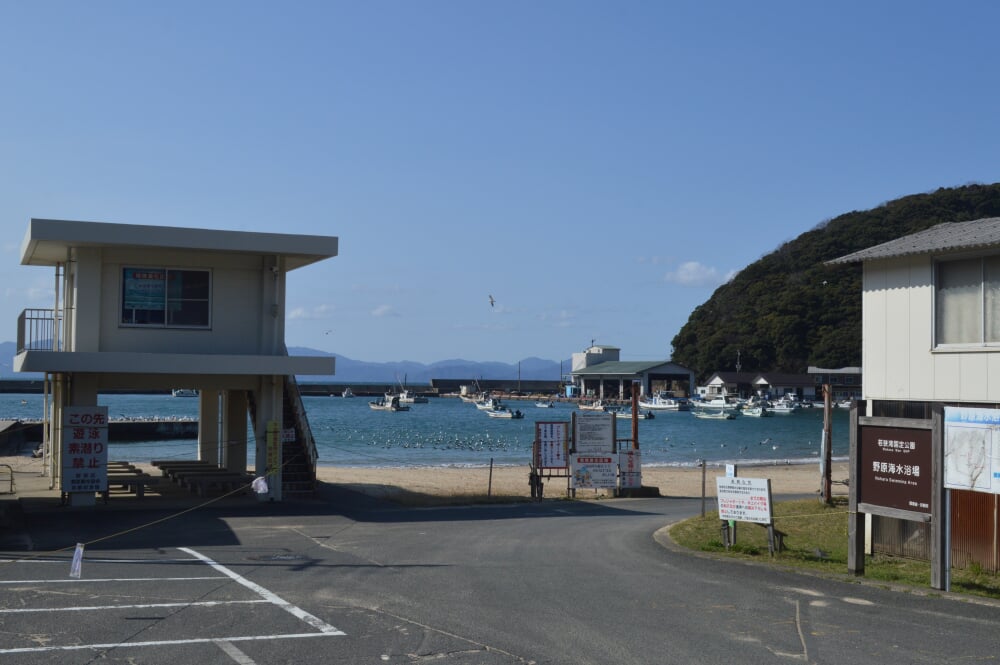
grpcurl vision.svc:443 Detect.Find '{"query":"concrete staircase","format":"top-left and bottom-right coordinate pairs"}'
top-left (247, 373), bottom-right (318, 499)
top-left (280, 374), bottom-right (318, 498)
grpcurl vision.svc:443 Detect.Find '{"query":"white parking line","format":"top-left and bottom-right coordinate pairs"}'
top-left (179, 547), bottom-right (345, 635)
top-left (0, 576), bottom-right (222, 584)
top-left (215, 639), bottom-right (260, 665)
top-left (0, 546), bottom-right (346, 655)
top-left (0, 599), bottom-right (269, 613)
top-left (0, 632), bottom-right (338, 654)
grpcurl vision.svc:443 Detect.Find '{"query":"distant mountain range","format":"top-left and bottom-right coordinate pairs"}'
top-left (0, 341), bottom-right (568, 384)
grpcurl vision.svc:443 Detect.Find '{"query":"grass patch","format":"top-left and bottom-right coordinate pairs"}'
top-left (669, 497), bottom-right (1000, 600)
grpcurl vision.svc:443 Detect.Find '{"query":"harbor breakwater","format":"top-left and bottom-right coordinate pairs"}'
top-left (0, 419), bottom-right (199, 453)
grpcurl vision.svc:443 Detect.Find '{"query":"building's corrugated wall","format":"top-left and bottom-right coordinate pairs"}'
top-left (873, 490), bottom-right (1000, 572)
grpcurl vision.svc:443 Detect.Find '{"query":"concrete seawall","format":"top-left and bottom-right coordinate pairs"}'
top-left (0, 420), bottom-right (199, 454)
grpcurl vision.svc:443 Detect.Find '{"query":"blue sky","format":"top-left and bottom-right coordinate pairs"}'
top-left (2, 1), bottom-right (999, 364)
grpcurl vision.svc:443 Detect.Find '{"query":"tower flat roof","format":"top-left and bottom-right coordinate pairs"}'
top-left (21, 218), bottom-right (339, 270)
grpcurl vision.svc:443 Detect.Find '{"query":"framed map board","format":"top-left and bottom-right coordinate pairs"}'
top-left (944, 406), bottom-right (1000, 494)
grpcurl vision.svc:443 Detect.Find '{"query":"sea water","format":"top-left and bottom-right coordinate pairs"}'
top-left (0, 393), bottom-right (851, 469)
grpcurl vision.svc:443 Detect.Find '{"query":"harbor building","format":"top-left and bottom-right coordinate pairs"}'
top-left (830, 217), bottom-right (1000, 578)
top-left (569, 344), bottom-right (694, 401)
top-left (14, 219), bottom-right (337, 504)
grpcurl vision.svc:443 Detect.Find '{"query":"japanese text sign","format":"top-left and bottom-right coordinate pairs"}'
top-left (716, 476), bottom-right (773, 524)
top-left (61, 406), bottom-right (109, 493)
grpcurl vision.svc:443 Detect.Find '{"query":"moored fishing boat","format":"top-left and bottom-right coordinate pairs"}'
top-left (487, 406), bottom-right (524, 419)
top-left (535, 400), bottom-right (554, 408)
top-left (578, 399), bottom-right (610, 411)
top-left (369, 396), bottom-right (409, 411)
top-left (742, 405), bottom-right (771, 417)
top-left (692, 408), bottom-right (736, 420)
top-left (638, 391), bottom-right (690, 411)
top-left (398, 389), bottom-right (428, 404)
top-left (615, 408), bottom-right (654, 419)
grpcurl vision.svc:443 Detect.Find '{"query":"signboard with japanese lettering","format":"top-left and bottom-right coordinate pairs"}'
top-left (61, 406), bottom-right (109, 494)
top-left (573, 412), bottom-right (615, 454)
top-left (570, 454), bottom-right (617, 489)
top-left (535, 422), bottom-right (569, 469)
top-left (266, 420), bottom-right (280, 476)
top-left (859, 425), bottom-right (931, 514)
top-left (944, 406), bottom-right (1000, 494)
top-left (716, 477), bottom-right (773, 524)
top-left (619, 450), bottom-right (641, 489)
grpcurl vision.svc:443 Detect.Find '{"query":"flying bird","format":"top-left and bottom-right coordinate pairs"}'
top-left (489, 295), bottom-right (495, 308)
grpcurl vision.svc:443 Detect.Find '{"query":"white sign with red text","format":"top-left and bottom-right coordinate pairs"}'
top-left (619, 450), bottom-right (642, 489)
top-left (571, 454), bottom-right (617, 489)
top-left (716, 476), bottom-right (773, 524)
top-left (61, 406), bottom-right (109, 493)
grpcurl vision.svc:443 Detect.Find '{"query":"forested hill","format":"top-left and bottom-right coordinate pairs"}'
top-left (670, 183), bottom-right (1000, 380)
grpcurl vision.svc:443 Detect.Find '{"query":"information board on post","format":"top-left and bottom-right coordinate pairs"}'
top-left (266, 420), bottom-right (280, 477)
top-left (860, 425), bottom-right (932, 513)
top-left (535, 422), bottom-right (569, 469)
top-left (944, 406), bottom-right (1000, 494)
top-left (619, 450), bottom-right (641, 489)
top-left (571, 454), bottom-right (617, 489)
top-left (61, 406), bottom-right (109, 494)
top-left (573, 411), bottom-right (615, 454)
top-left (716, 476), bottom-right (773, 524)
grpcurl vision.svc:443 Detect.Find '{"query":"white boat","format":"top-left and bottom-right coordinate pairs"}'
top-left (398, 389), bottom-right (428, 404)
top-left (171, 389), bottom-right (198, 397)
top-left (638, 392), bottom-right (690, 411)
top-left (535, 400), bottom-right (554, 408)
top-left (475, 396), bottom-right (501, 410)
top-left (369, 396), bottom-right (409, 412)
top-left (487, 406), bottom-right (524, 419)
top-left (615, 408), bottom-right (654, 420)
top-left (742, 405), bottom-right (771, 417)
top-left (837, 399), bottom-right (853, 409)
top-left (769, 397), bottom-right (801, 414)
top-left (578, 400), bottom-right (610, 411)
top-left (692, 408), bottom-right (737, 420)
top-left (341, 387), bottom-right (355, 398)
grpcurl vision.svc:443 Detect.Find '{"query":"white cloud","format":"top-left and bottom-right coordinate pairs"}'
top-left (371, 304), bottom-right (397, 317)
top-left (287, 304), bottom-right (334, 320)
top-left (664, 261), bottom-right (736, 287)
top-left (539, 309), bottom-right (575, 328)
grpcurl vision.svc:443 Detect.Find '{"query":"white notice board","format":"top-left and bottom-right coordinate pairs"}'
top-left (573, 412), bottom-right (615, 454)
top-left (571, 454), bottom-right (617, 489)
top-left (716, 476), bottom-right (773, 524)
top-left (536, 422), bottom-right (569, 469)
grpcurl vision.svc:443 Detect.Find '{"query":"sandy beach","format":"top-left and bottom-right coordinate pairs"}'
top-left (0, 454), bottom-right (849, 505)
top-left (313, 461), bottom-right (850, 504)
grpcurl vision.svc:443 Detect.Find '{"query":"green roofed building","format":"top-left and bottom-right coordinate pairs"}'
top-left (569, 345), bottom-right (694, 401)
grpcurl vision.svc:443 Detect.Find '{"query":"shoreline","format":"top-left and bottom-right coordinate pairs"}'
top-left (0, 454), bottom-right (849, 505)
top-left (315, 460), bottom-right (850, 503)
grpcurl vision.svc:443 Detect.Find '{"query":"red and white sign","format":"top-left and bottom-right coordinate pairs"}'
top-left (619, 450), bottom-right (642, 489)
top-left (61, 406), bottom-right (109, 494)
top-left (716, 476), bottom-right (773, 524)
top-left (536, 422), bottom-right (569, 469)
top-left (571, 454), bottom-right (617, 489)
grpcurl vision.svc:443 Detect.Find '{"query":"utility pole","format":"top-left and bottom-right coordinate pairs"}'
top-left (822, 384), bottom-right (833, 504)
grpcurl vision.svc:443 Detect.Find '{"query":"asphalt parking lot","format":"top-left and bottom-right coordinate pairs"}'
top-left (0, 545), bottom-right (345, 663)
